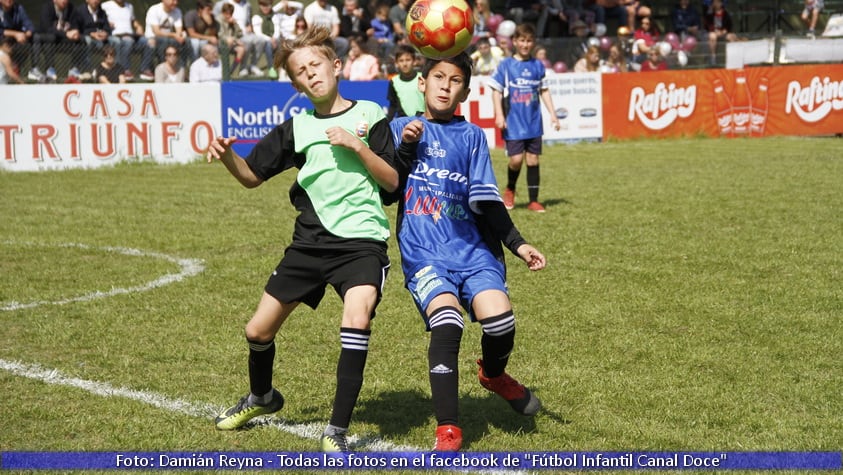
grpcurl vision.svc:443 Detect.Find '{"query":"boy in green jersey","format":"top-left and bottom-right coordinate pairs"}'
top-left (206, 26), bottom-right (400, 453)
top-left (386, 44), bottom-right (424, 120)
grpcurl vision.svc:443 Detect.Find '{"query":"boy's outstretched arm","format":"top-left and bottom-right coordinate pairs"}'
top-left (206, 136), bottom-right (264, 188)
top-left (476, 200), bottom-right (547, 272)
top-left (325, 126), bottom-right (399, 192)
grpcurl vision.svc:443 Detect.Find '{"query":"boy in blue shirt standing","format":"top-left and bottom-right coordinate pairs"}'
top-left (489, 23), bottom-right (560, 212)
top-left (391, 52), bottom-right (547, 451)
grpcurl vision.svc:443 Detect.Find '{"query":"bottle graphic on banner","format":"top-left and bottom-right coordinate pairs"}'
top-left (713, 79), bottom-right (733, 136)
top-left (750, 77), bottom-right (769, 137)
top-left (732, 71), bottom-right (752, 135)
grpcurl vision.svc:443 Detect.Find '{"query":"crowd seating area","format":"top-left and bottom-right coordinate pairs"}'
top-left (2, 0), bottom-right (841, 84)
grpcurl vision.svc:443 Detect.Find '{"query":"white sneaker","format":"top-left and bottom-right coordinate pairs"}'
top-left (250, 65), bottom-right (264, 77)
top-left (238, 68), bottom-right (249, 78)
top-left (68, 67), bottom-right (81, 78)
top-left (46, 67), bottom-right (57, 81)
top-left (28, 67), bottom-right (44, 81)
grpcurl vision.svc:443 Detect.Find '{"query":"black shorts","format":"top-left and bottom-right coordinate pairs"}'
top-left (505, 137), bottom-right (543, 157)
top-left (264, 247), bottom-right (390, 312)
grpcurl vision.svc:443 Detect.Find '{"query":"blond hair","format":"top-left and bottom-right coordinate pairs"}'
top-left (274, 26), bottom-right (337, 75)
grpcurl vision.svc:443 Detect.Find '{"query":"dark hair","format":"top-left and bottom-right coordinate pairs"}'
top-left (394, 44), bottom-right (416, 59)
top-left (221, 3), bottom-right (234, 14)
top-left (420, 52), bottom-right (472, 84)
top-left (196, 0), bottom-right (212, 9)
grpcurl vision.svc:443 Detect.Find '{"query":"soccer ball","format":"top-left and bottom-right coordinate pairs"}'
top-left (405, 0), bottom-right (474, 59)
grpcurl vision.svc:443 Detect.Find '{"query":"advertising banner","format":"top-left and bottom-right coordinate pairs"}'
top-left (221, 81), bottom-right (393, 158)
top-left (0, 83), bottom-right (221, 172)
top-left (602, 64), bottom-right (843, 139)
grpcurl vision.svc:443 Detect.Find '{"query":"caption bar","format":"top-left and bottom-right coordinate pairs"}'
top-left (1, 451), bottom-right (841, 470)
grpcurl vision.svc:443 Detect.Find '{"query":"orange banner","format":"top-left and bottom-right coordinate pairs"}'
top-left (602, 64), bottom-right (843, 139)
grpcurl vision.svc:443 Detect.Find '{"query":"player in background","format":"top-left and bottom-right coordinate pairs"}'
top-left (386, 44), bottom-right (425, 120)
top-left (206, 26), bottom-right (400, 453)
top-left (489, 23), bottom-right (561, 213)
top-left (390, 52), bottom-right (547, 451)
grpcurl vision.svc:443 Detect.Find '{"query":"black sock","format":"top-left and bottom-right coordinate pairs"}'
top-left (248, 338), bottom-right (276, 398)
top-left (507, 166), bottom-right (521, 191)
top-left (428, 306), bottom-right (464, 426)
top-left (329, 327), bottom-right (370, 429)
top-left (527, 165), bottom-right (540, 203)
top-left (480, 311), bottom-right (515, 378)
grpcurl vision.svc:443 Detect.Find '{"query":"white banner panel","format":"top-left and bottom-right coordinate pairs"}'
top-left (541, 71), bottom-right (603, 143)
top-left (0, 83), bottom-right (221, 172)
top-left (460, 72), bottom-right (603, 148)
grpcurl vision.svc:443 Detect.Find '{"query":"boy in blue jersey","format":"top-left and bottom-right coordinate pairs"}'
top-left (206, 26), bottom-right (400, 453)
top-left (390, 52), bottom-right (547, 451)
top-left (489, 23), bottom-right (561, 212)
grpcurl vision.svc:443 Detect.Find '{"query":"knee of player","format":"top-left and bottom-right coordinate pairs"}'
top-left (244, 321), bottom-right (277, 342)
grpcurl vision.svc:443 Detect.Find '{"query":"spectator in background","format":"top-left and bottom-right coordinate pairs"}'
top-left (95, 43), bottom-right (125, 81)
top-left (339, 0), bottom-right (370, 41)
top-left (632, 14), bottom-right (658, 63)
top-left (370, 3), bottom-right (394, 59)
top-left (218, 2), bottom-right (246, 75)
top-left (605, 42), bottom-right (628, 71)
top-left (154, 43), bottom-right (184, 81)
top-left (29, 0), bottom-right (80, 82)
top-left (801, 0), bottom-right (822, 38)
top-left (386, 44), bottom-right (423, 119)
top-left (565, 19), bottom-right (589, 66)
top-left (189, 41), bottom-right (221, 81)
top-left (590, 0), bottom-right (627, 33)
top-left (471, 36), bottom-right (504, 74)
top-left (102, 0), bottom-right (153, 80)
top-left (473, 0), bottom-right (492, 40)
top-left (342, 33), bottom-right (379, 79)
top-left (273, 0), bottom-right (303, 39)
top-left (0, 0), bottom-right (34, 71)
top-left (303, 0), bottom-right (348, 57)
top-left (625, 1), bottom-right (651, 32)
top-left (292, 15), bottom-right (307, 37)
top-left (184, 0), bottom-right (219, 61)
top-left (145, 0), bottom-right (190, 67)
top-left (252, 0), bottom-right (280, 76)
top-left (671, 0), bottom-right (701, 39)
top-left (703, 0), bottom-right (735, 65)
top-left (214, 0), bottom-right (267, 76)
top-left (505, 0), bottom-right (545, 34)
top-left (388, 0), bottom-right (410, 41)
top-left (0, 36), bottom-right (24, 83)
top-left (639, 47), bottom-right (666, 70)
top-left (72, 0), bottom-right (119, 78)
top-left (573, 44), bottom-right (600, 71)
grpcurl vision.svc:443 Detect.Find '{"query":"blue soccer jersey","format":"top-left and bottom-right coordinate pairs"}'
top-left (390, 115), bottom-right (504, 280)
top-left (488, 56), bottom-right (549, 141)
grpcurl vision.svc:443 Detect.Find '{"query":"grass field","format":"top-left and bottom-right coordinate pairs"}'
top-left (1, 136), bottom-right (841, 473)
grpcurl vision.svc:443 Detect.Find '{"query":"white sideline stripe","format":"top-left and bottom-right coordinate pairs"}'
top-left (0, 358), bottom-right (415, 451)
top-left (0, 242), bottom-right (205, 312)
top-left (0, 359), bottom-right (529, 473)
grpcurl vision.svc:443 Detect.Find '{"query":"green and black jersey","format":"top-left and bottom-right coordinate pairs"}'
top-left (386, 71), bottom-right (425, 120)
top-left (245, 100), bottom-right (398, 252)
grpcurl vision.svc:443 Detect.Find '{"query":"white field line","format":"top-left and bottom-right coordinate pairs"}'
top-left (0, 358), bottom-right (415, 452)
top-left (0, 242), bottom-right (205, 312)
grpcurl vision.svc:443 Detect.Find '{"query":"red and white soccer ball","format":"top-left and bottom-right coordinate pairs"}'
top-left (405, 0), bottom-right (474, 59)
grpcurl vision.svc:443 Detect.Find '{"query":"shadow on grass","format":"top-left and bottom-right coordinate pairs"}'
top-left (353, 389), bottom-right (572, 449)
top-left (512, 197), bottom-right (572, 211)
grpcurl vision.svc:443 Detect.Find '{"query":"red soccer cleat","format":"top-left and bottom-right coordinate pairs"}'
top-left (433, 424), bottom-right (463, 451)
top-left (526, 201), bottom-right (546, 213)
top-left (503, 188), bottom-right (515, 210)
top-left (477, 359), bottom-right (541, 416)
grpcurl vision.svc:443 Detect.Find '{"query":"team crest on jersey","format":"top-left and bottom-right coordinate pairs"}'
top-left (355, 121), bottom-right (369, 137)
top-left (423, 141), bottom-right (447, 158)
